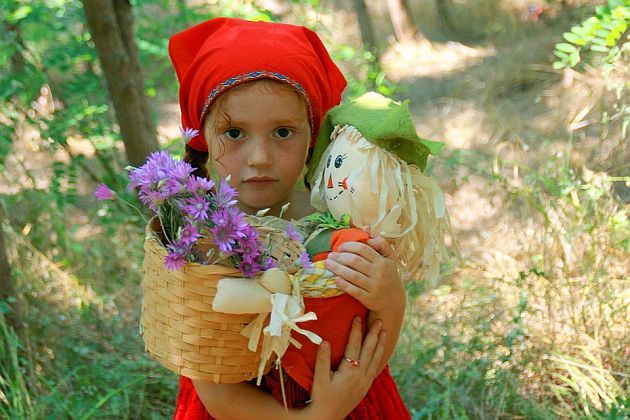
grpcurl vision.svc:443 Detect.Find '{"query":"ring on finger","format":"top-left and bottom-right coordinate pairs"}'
top-left (345, 357), bottom-right (360, 368)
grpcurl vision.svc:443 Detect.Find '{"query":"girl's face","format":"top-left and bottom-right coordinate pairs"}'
top-left (204, 81), bottom-right (311, 214)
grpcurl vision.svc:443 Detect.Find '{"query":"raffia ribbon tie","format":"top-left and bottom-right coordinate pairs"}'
top-left (241, 313), bottom-right (268, 353)
top-left (241, 292), bottom-right (322, 385)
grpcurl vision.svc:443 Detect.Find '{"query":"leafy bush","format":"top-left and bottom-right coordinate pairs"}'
top-left (553, 0), bottom-right (629, 69)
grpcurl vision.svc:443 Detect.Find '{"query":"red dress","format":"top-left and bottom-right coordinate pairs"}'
top-left (173, 229), bottom-right (410, 419)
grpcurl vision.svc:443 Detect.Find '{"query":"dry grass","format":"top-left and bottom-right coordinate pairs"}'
top-left (380, 10), bottom-right (629, 415)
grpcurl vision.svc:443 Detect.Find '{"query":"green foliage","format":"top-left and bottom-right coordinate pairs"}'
top-left (1, 191), bottom-right (172, 417)
top-left (395, 277), bottom-right (553, 419)
top-left (553, 0), bottom-right (629, 69)
top-left (332, 46), bottom-right (400, 98)
top-left (0, 316), bottom-right (35, 419)
top-left (305, 211), bottom-right (350, 230)
top-left (0, 0), bottom-right (124, 184)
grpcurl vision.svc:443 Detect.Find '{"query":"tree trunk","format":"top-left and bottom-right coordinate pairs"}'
top-left (82, 0), bottom-right (158, 166)
top-left (386, 0), bottom-right (421, 43)
top-left (0, 207), bottom-right (22, 334)
top-left (4, 21), bottom-right (26, 73)
top-left (435, 0), bottom-right (457, 36)
top-left (113, 0), bottom-right (156, 152)
top-left (353, 0), bottom-right (379, 60)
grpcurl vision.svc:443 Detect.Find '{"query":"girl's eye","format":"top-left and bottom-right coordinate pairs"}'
top-left (224, 128), bottom-right (244, 140)
top-left (273, 128), bottom-right (292, 139)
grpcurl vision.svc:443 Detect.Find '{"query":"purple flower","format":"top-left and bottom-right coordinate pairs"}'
top-left (160, 178), bottom-right (184, 197)
top-left (164, 252), bottom-right (187, 271)
top-left (209, 208), bottom-right (251, 253)
top-left (186, 176), bottom-right (215, 194)
top-left (94, 183), bottom-right (115, 201)
top-left (215, 178), bottom-right (238, 208)
top-left (164, 240), bottom-right (190, 271)
top-left (285, 224), bottom-right (303, 241)
top-left (139, 189), bottom-right (164, 212)
top-left (239, 260), bottom-right (262, 278)
top-left (182, 194), bottom-right (211, 221)
top-left (180, 126), bottom-right (200, 142)
top-left (298, 251), bottom-right (314, 269)
top-left (261, 257), bottom-right (277, 270)
top-left (124, 151), bottom-right (278, 276)
top-left (236, 236), bottom-right (261, 262)
top-left (226, 206), bottom-right (250, 239)
top-left (170, 160), bottom-right (196, 182)
top-left (128, 150), bottom-right (194, 192)
top-left (209, 224), bottom-right (237, 254)
top-left (235, 224), bottom-right (263, 258)
top-left (179, 224), bottom-right (200, 245)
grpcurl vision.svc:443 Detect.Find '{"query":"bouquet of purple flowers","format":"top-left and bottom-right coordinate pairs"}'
top-left (96, 150), bottom-right (274, 277)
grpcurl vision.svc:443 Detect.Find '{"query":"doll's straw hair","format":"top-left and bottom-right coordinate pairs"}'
top-left (310, 125), bottom-right (452, 284)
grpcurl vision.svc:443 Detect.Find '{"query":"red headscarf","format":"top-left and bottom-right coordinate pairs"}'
top-left (168, 17), bottom-right (347, 152)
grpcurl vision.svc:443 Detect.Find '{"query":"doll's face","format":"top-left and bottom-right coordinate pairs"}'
top-left (323, 134), bottom-right (380, 225)
top-left (323, 139), bottom-right (360, 203)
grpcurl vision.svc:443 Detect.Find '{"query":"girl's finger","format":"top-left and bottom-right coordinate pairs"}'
top-left (334, 277), bottom-right (369, 303)
top-left (325, 258), bottom-right (371, 290)
top-left (366, 331), bottom-right (387, 378)
top-left (358, 320), bottom-right (382, 365)
top-left (342, 317), bottom-right (363, 366)
top-left (336, 241), bottom-right (382, 263)
top-left (366, 236), bottom-right (395, 258)
top-left (313, 341), bottom-right (331, 389)
top-left (327, 251), bottom-right (372, 277)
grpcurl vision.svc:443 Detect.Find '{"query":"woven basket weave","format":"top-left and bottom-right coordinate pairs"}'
top-left (140, 218), bottom-right (305, 383)
top-left (141, 223), bottom-right (263, 383)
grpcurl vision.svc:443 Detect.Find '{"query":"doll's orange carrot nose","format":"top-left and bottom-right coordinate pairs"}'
top-left (327, 174), bottom-right (333, 188)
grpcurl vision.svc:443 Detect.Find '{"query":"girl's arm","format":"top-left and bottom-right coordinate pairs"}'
top-left (324, 236), bottom-right (406, 372)
top-left (193, 316), bottom-right (386, 419)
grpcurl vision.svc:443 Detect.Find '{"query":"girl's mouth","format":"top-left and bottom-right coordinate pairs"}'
top-left (243, 176), bottom-right (277, 183)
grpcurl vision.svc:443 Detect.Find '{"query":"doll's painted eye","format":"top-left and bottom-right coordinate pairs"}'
top-left (334, 155), bottom-right (344, 168)
top-left (327, 155), bottom-right (332, 168)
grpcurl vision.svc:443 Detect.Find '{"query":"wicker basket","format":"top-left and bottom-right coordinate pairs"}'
top-left (140, 217), bottom-right (304, 383)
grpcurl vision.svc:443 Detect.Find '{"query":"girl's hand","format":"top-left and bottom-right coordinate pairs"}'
top-left (301, 317), bottom-right (386, 420)
top-left (325, 237), bottom-right (405, 312)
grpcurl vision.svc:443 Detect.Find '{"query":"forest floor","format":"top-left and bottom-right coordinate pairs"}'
top-left (153, 6), bottom-right (628, 416)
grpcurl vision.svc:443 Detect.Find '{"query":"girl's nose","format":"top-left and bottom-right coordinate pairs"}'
top-left (246, 136), bottom-right (273, 168)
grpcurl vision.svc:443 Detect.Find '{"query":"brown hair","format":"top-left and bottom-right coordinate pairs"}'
top-left (182, 144), bottom-right (210, 179)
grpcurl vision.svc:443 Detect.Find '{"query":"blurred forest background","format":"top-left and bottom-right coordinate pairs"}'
top-left (0, 0), bottom-right (628, 418)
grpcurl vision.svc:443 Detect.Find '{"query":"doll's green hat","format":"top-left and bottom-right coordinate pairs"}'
top-left (307, 92), bottom-right (443, 185)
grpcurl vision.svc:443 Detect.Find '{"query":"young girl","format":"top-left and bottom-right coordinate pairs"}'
top-left (169, 17), bottom-right (408, 419)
